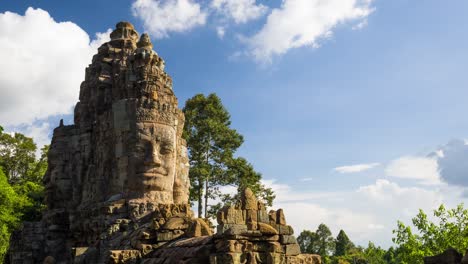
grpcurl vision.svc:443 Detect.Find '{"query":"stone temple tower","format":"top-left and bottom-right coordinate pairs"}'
top-left (8, 22), bottom-right (318, 264)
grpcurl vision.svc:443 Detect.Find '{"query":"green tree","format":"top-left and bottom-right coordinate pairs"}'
top-left (0, 129), bottom-right (47, 184)
top-left (335, 230), bottom-right (354, 256)
top-left (298, 224), bottom-right (335, 263)
top-left (0, 168), bottom-right (24, 261)
top-left (208, 157), bottom-right (275, 216)
top-left (364, 242), bottom-right (386, 264)
top-left (316, 223), bottom-right (336, 259)
top-left (183, 93), bottom-right (273, 218)
top-left (383, 247), bottom-right (398, 264)
top-left (298, 230), bottom-right (319, 254)
top-left (392, 204), bottom-right (468, 264)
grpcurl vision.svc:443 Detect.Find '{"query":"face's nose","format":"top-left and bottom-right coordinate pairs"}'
top-left (145, 143), bottom-right (162, 166)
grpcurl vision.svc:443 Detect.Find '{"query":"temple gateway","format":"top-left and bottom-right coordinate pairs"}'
top-left (8, 22), bottom-right (320, 264)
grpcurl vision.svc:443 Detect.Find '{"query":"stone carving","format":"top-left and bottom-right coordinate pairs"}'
top-left (7, 22), bottom-right (315, 264)
top-left (424, 248), bottom-right (468, 264)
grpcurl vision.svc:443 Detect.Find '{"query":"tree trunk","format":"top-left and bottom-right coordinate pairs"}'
top-left (204, 178), bottom-right (209, 218)
top-left (198, 177), bottom-right (203, 218)
top-left (204, 136), bottom-right (210, 219)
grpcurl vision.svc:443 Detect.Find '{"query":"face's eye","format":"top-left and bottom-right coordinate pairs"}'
top-left (160, 143), bottom-right (174, 155)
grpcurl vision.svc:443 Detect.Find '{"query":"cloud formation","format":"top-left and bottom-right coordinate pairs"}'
top-left (245, 0), bottom-right (374, 62)
top-left (132, 0), bottom-right (207, 38)
top-left (262, 178), bottom-right (453, 247)
top-left (437, 139), bottom-right (468, 187)
top-left (385, 156), bottom-right (441, 185)
top-left (0, 8), bottom-right (109, 128)
top-left (334, 163), bottom-right (380, 173)
top-left (211, 0), bottom-right (268, 24)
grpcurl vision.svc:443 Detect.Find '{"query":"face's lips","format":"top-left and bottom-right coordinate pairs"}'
top-left (138, 167), bottom-right (168, 177)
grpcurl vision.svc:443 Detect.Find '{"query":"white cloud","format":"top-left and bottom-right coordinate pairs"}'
top-left (385, 156), bottom-right (441, 185)
top-left (334, 162), bottom-right (380, 173)
top-left (0, 8), bottom-right (110, 129)
top-left (259, 178), bottom-right (462, 248)
top-left (216, 26), bottom-right (225, 39)
top-left (22, 122), bottom-right (51, 150)
top-left (368, 224), bottom-right (385, 230)
top-left (132, 0), bottom-right (207, 38)
top-left (245, 0), bottom-right (374, 62)
top-left (211, 0), bottom-right (268, 24)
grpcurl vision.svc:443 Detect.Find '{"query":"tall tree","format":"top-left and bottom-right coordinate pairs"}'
top-left (335, 229), bottom-right (353, 256)
top-left (183, 93), bottom-right (273, 218)
top-left (316, 223), bottom-right (336, 259)
top-left (297, 230), bottom-right (319, 254)
top-left (298, 224), bottom-right (335, 263)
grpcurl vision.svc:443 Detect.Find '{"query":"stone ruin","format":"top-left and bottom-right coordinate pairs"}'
top-left (424, 248), bottom-right (468, 264)
top-left (7, 22), bottom-right (320, 264)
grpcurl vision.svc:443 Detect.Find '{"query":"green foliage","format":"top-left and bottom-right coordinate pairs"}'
top-left (297, 223), bottom-right (335, 262)
top-left (0, 168), bottom-right (23, 261)
top-left (335, 229), bottom-right (354, 256)
top-left (183, 93), bottom-right (273, 218)
top-left (392, 203), bottom-right (468, 264)
top-left (298, 230), bottom-right (319, 254)
top-left (0, 130), bottom-right (48, 185)
top-left (364, 242), bottom-right (387, 264)
top-left (316, 223), bottom-right (336, 258)
top-left (0, 127), bottom-right (49, 261)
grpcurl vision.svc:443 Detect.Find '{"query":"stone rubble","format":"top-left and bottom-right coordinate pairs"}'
top-left (7, 21), bottom-right (319, 264)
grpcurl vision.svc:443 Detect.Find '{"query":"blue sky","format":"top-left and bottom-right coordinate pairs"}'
top-left (1, 0), bottom-right (468, 248)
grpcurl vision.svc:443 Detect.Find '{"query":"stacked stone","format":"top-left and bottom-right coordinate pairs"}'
top-left (211, 188), bottom-right (319, 264)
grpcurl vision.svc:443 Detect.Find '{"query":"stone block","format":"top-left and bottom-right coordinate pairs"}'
top-left (269, 210), bottom-right (277, 223)
top-left (221, 207), bottom-right (245, 225)
top-left (210, 253), bottom-right (244, 264)
top-left (253, 242), bottom-right (283, 253)
top-left (258, 222), bottom-right (279, 235)
top-left (268, 253), bottom-right (286, 264)
top-left (285, 244), bottom-right (301, 256)
top-left (288, 254), bottom-right (322, 264)
top-left (217, 224), bottom-right (248, 235)
top-left (215, 240), bottom-right (246, 253)
top-left (156, 231), bottom-right (183, 241)
top-left (162, 217), bottom-right (188, 230)
top-left (258, 209), bottom-right (269, 223)
top-left (280, 235), bottom-right (298, 244)
top-left (108, 250), bottom-right (141, 264)
top-left (424, 248), bottom-right (462, 264)
top-left (277, 209), bottom-right (286, 225)
top-left (277, 225), bottom-right (294, 235)
top-left (242, 188), bottom-right (258, 210)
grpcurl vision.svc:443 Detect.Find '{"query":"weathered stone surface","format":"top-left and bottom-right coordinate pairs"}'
top-left (258, 222), bottom-right (279, 235)
top-left (285, 244), bottom-right (301, 256)
top-left (217, 224), bottom-right (248, 235)
top-left (281, 235), bottom-right (298, 244)
top-left (277, 209), bottom-right (287, 225)
top-left (242, 188), bottom-right (258, 210)
top-left (462, 250), bottom-right (468, 264)
top-left (186, 218), bottom-right (213, 237)
top-left (288, 254), bottom-right (322, 264)
top-left (8, 22), bottom-right (314, 264)
top-left (424, 248), bottom-right (463, 264)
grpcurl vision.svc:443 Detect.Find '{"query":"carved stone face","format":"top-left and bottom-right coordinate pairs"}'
top-left (128, 122), bottom-right (177, 203)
